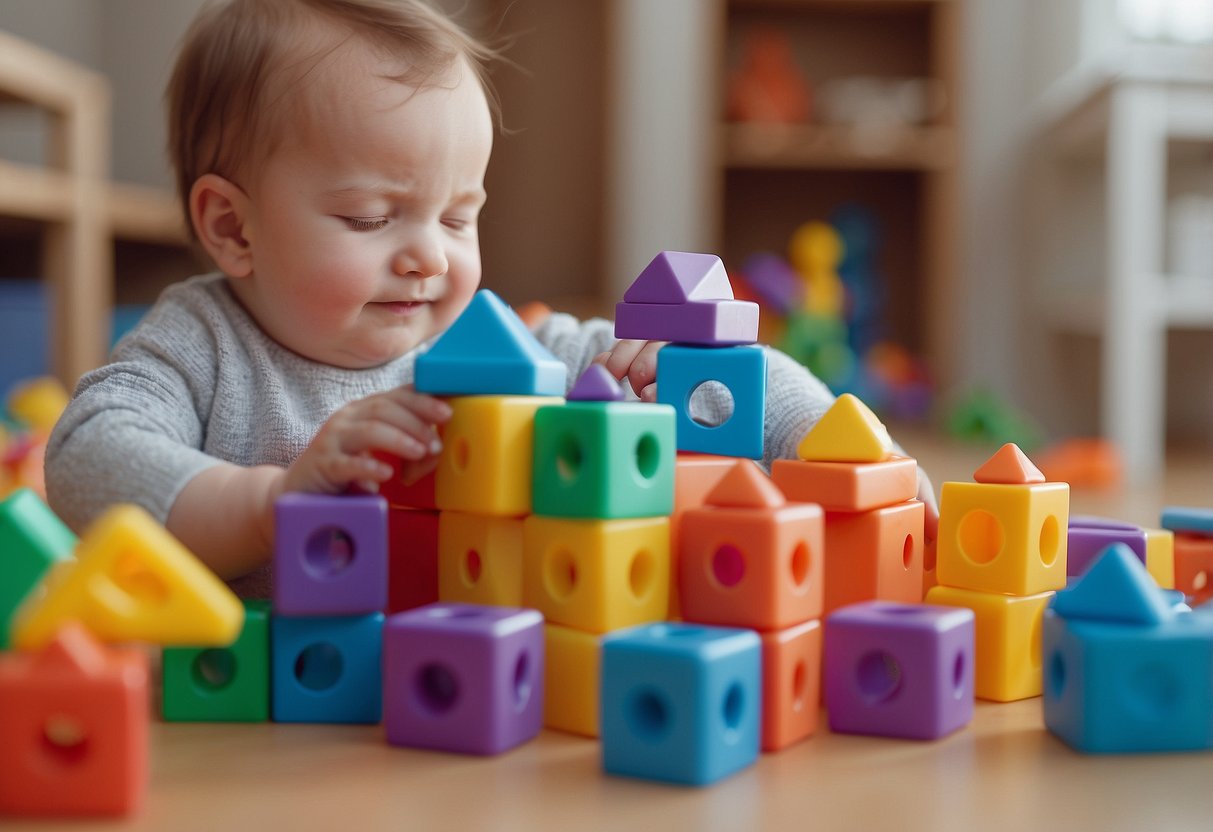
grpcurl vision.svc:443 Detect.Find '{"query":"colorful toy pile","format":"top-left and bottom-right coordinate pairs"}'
top-left (0, 376), bottom-right (70, 501)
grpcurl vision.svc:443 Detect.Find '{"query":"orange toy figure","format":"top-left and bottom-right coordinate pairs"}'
top-left (727, 26), bottom-right (812, 124)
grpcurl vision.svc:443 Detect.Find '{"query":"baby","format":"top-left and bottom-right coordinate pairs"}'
top-left (45, 0), bottom-right (936, 598)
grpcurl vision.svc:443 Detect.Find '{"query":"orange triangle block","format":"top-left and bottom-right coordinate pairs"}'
top-left (705, 460), bottom-right (786, 509)
top-left (12, 505), bottom-right (244, 651)
top-left (796, 394), bottom-right (893, 463)
top-left (973, 443), bottom-right (1045, 484)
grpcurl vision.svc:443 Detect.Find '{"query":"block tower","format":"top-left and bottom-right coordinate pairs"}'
top-left (524, 363), bottom-right (677, 736)
top-left (772, 393), bottom-right (923, 618)
top-left (925, 443), bottom-right (1069, 701)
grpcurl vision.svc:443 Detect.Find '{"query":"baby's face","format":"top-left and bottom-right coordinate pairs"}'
top-left (236, 49), bottom-right (493, 369)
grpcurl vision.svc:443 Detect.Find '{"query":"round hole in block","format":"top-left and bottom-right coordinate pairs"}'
top-left (634, 433), bottom-right (660, 480)
top-left (902, 535), bottom-right (914, 570)
top-left (462, 549), bottom-right (483, 586)
top-left (1125, 662), bottom-right (1182, 721)
top-left (628, 548), bottom-right (654, 601)
top-left (416, 662), bottom-right (460, 714)
top-left (556, 433), bottom-right (582, 482)
top-left (952, 652), bottom-right (966, 699)
top-left (688, 381), bottom-right (735, 428)
top-left (628, 688), bottom-right (670, 740)
top-left (790, 542), bottom-right (811, 589)
top-left (713, 544), bottom-right (746, 588)
top-left (294, 642), bottom-right (344, 692)
top-left (453, 436), bottom-right (470, 473)
top-left (856, 650), bottom-right (902, 705)
top-left (110, 552), bottom-right (170, 606)
top-left (41, 714), bottom-right (89, 766)
top-left (1196, 571), bottom-right (1209, 592)
top-left (1048, 652), bottom-right (1066, 699)
top-left (1039, 515), bottom-right (1060, 567)
top-left (791, 661), bottom-right (807, 712)
top-left (426, 606), bottom-right (484, 619)
top-left (957, 509), bottom-right (1004, 565)
top-left (192, 649), bottom-right (237, 692)
top-left (303, 526), bottom-right (355, 579)
top-left (513, 651), bottom-right (533, 710)
top-left (722, 683), bottom-right (745, 735)
top-left (546, 548), bottom-right (578, 601)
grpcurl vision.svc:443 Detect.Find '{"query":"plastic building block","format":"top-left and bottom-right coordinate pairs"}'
top-left (367, 451), bottom-right (437, 509)
top-left (7, 376), bottom-right (69, 432)
top-left (531, 401), bottom-right (676, 519)
top-left (1034, 437), bottom-right (1123, 489)
top-left (544, 623), bottom-right (601, 737)
top-left (0, 488), bottom-right (75, 648)
top-left (271, 613), bottom-right (383, 724)
top-left (1161, 506), bottom-right (1213, 536)
top-left (523, 515), bottom-right (669, 633)
top-left (796, 393), bottom-right (892, 463)
top-left (772, 455), bottom-right (917, 513)
top-left (12, 504), bottom-right (243, 651)
top-left (739, 252), bottom-right (803, 313)
top-left (679, 462), bottom-right (823, 630)
top-left (614, 298), bottom-right (760, 346)
top-left (438, 512), bottom-right (525, 607)
top-left (923, 537), bottom-right (938, 595)
top-left (1067, 525), bottom-right (1147, 578)
top-left (707, 456), bottom-right (785, 507)
top-left (1069, 515), bottom-right (1139, 531)
top-left (822, 501), bottom-right (925, 617)
top-left (273, 493), bottom-right (388, 616)
top-left (622, 251), bottom-right (734, 304)
top-left (162, 599), bottom-right (271, 722)
top-left (924, 585), bottom-right (1053, 702)
top-left (669, 454), bottom-right (739, 619)
top-left (383, 603), bottom-right (544, 755)
top-left (760, 618), bottom-right (822, 751)
top-left (414, 289), bottom-right (566, 396)
top-left (656, 344), bottom-right (767, 459)
top-left (435, 395), bottom-right (562, 517)
top-left (567, 364), bottom-right (625, 402)
top-left (1144, 527), bottom-right (1175, 590)
top-left (1051, 543), bottom-right (1171, 625)
top-left (973, 443), bottom-right (1045, 484)
top-left (1174, 534), bottom-right (1213, 606)
top-left (600, 622), bottom-right (761, 786)
top-left (0, 624), bottom-right (148, 817)
top-left (387, 508), bottom-right (440, 613)
top-left (824, 601), bottom-right (975, 740)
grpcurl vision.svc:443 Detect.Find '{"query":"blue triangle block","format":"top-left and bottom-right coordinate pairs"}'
top-left (1160, 506), bottom-right (1213, 536)
top-left (567, 364), bottom-right (624, 402)
top-left (414, 290), bottom-right (567, 396)
top-left (1050, 543), bottom-right (1173, 625)
top-left (623, 251), bottom-right (734, 304)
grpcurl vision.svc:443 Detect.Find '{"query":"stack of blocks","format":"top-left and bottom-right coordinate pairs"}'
top-left (925, 444), bottom-right (1069, 701)
top-left (372, 454), bottom-right (441, 614)
top-left (1161, 507), bottom-right (1213, 605)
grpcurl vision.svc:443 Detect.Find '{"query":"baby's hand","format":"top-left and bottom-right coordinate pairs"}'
top-left (594, 339), bottom-right (667, 402)
top-left (282, 387), bottom-right (452, 495)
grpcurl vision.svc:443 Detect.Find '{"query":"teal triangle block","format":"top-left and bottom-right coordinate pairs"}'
top-left (1050, 542), bottom-right (1173, 625)
top-left (414, 290), bottom-right (567, 396)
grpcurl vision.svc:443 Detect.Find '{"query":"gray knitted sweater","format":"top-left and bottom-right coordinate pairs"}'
top-left (45, 273), bottom-right (837, 597)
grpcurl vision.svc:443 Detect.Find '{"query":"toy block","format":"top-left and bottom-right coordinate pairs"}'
top-left (708, 457), bottom-right (785, 507)
top-left (656, 344), bottom-right (767, 459)
top-left (368, 451), bottom-right (437, 509)
top-left (414, 289), bottom-right (566, 396)
top-left (531, 400), bottom-right (676, 519)
top-left (1034, 437), bottom-right (1123, 489)
top-left (1070, 515), bottom-right (1139, 530)
top-left (1144, 527), bottom-right (1175, 590)
top-left (438, 511), bottom-right (525, 606)
top-left (0, 488), bottom-right (75, 648)
top-left (383, 603), bottom-right (544, 755)
top-left (772, 455), bottom-right (917, 513)
top-left (924, 585), bottom-right (1053, 702)
top-left (1051, 543), bottom-right (1172, 626)
top-left (7, 376), bottom-right (69, 432)
top-left (923, 537), bottom-right (938, 596)
top-left (935, 480), bottom-right (1069, 596)
top-left (544, 623), bottom-right (601, 737)
top-left (823, 601), bottom-right (975, 740)
top-left (623, 251), bottom-right (734, 304)
top-left (973, 443), bottom-right (1045, 484)
top-left (523, 515), bottom-right (669, 633)
top-left (600, 622), bottom-right (761, 786)
top-left (740, 252), bottom-right (803, 314)
top-left (271, 613), bottom-right (383, 724)
top-left (162, 599), bottom-right (271, 722)
top-left (567, 364), bottom-right (625, 402)
top-left (670, 453), bottom-right (739, 619)
top-left (435, 395), bottom-right (562, 517)
top-left (615, 298), bottom-right (760, 346)
top-left (822, 500), bottom-right (925, 617)
top-left (1161, 506), bottom-right (1213, 537)
top-left (387, 508), bottom-right (440, 612)
top-left (12, 504), bottom-right (243, 651)
top-left (0, 624), bottom-right (148, 817)
top-left (796, 393), bottom-right (892, 463)
top-left (1174, 533), bottom-right (1213, 606)
top-left (1067, 524), bottom-right (1146, 577)
top-left (760, 618), bottom-right (822, 752)
top-left (273, 493), bottom-right (387, 616)
top-left (680, 465), bottom-right (823, 631)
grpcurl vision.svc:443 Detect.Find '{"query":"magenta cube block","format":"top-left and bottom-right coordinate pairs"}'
top-left (384, 602), bottom-right (544, 755)
top-left (1067, 524), bottom-right (1147, 577)
top-left (273, 493), bottom-right (388, 615)
top-left (825, 601), bottom-right (975, 740)
top-left (614, 299), bottom-right (759, 346)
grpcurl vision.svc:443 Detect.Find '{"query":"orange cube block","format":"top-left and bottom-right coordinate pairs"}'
top-left (0, 624), bottom-right (148, 817)
top-left (670, 453), bottom-right (739, 619)
top-left (761, 618), bottom-right (822, 751)
top-left (771, 456), bottom-right (917, 513)
top-left (822, 500), bottom-right (924, 617)
top-left (1174, 534), bottom-right (1213, 606)
top-left (387, 508), bottom-right (439, 613)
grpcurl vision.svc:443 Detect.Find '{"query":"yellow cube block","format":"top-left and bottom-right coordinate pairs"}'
top-left (936, 481), bottom-right (1069, 595)
top-left (925, 584), bottom-right (1053, 702)
top-left (438, 511), bottom-right (524, 606)
top-left (1145, 527), bottom-right (1175, 589)
top-left (544, 623), bottom-right (601, 736)
top-left (436, 396), bottom-right (562, 516)
top-left (523, 516), bottom-right (669, 633)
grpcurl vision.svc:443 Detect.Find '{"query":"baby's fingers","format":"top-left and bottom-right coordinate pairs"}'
top-left (624, 341), bottom-right (665, 398)
top-left (596, 340), bottom-right (646, 381)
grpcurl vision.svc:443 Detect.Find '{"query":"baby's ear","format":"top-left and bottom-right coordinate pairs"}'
top-left (190, 174), bottom-right (254, 278)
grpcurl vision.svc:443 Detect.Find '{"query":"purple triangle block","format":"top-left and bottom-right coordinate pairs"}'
top-left (568, 364), bottom-right (625, 401)
top-left (623, 251), bottom-right (734, 304)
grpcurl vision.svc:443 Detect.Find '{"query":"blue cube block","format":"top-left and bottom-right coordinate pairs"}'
top-left (655, 345), bottom-right (766, 459)
top-left (271, 614), bottom-right (384, 724)
top-left (601, 622), bottom-right (761, 786)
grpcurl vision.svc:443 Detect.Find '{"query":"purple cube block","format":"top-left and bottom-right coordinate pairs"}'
top-left (384, 602), bottom-right (544, 755)
top-left (825, 601), bottom-right (975, 740)
top-left (1068, 525), bottom-right (1147, 577)
top-left (614, 299), bottom-right (760, 346)
top-left (273, 493), bottom-right (388, 615)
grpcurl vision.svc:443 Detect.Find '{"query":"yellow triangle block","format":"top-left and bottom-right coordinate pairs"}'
top-left (12, 504), bottom-right (243, 651)
top-left (973, 443), bottom-right (1045, 484)
top-left (796, 394), bottom-right (893, 463)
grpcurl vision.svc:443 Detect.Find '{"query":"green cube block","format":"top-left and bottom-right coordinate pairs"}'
top-left (162, 599), bottom-right (271, 722)
top-left (532, 401), bottom-right (675, 519)
top-left (0, 488), bottom-right (76, 648)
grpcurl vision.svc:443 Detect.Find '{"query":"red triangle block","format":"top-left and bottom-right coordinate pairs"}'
top-left (705, 460), bottom-right (786, 509)
top-left (973, 443), bottom-right (1046, 484)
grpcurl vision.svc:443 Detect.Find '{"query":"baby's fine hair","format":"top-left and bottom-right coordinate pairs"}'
top-left (166, 0), bottom-right (498, 236)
